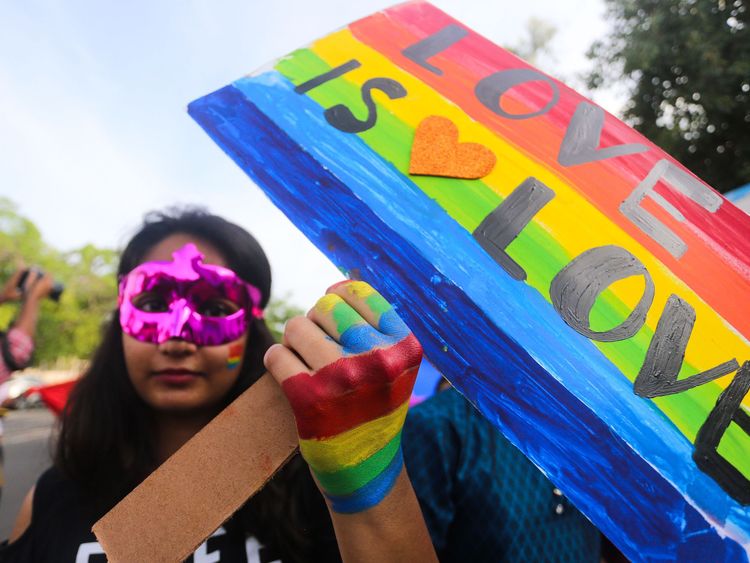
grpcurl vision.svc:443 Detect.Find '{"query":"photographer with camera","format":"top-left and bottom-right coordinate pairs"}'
top-left (0, 267), bottom-right (57, 503)
top-left (0, 268), bottom-right (56, 383)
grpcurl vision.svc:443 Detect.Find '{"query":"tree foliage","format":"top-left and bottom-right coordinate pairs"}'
top-left (587, 0), bottom-right (750, 192)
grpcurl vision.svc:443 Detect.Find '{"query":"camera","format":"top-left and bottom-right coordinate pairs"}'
top-left (17, 267), bottom-right (64, 302)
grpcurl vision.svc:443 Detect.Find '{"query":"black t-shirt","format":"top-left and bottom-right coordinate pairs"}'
top-left (0, 466), bottom-right (339, 562)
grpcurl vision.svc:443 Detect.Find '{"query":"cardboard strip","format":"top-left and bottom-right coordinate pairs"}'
top-left (92, 373), bottom-right (299, 562)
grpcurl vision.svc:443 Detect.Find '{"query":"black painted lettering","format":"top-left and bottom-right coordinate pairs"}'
top-left (324, 78), bottom-right (407, 133)
top-left (620, 159), bottom-right (723, 259)
top-left (475, 69), bottom-right (560, 120)
top-left (558, 101), bottom-right (648, 166)
top-left (634, 295), bottom-right (739, 398)
top-left (473, 177), bottom-right (555, 281)
top-left (402, 24), bottom-right (469, 75)
top-left (693, 361), bottom-right (750, 505)
top-left (550, 245), bottom-right (655, 342)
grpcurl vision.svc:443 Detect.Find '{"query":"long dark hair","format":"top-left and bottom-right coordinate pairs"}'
top-left (55, 208), bottom-right (337, 561)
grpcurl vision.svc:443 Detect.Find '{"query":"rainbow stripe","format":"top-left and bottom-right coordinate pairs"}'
top-left (190, 2), bottom-right (750, 559)
top-left (226, 343), bottom-right (243, 370)
top-left (283, 330), bottom-right (419, 514)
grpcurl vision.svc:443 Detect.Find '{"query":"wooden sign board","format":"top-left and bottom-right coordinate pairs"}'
top-left (189, 2), bottom-right (750, 560)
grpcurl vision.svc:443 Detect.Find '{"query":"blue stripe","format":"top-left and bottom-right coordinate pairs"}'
top-left (324, 447), bottom-right (404, 514)
top-left (189, 77), bottom-right (749, 561)
top-left (726, 183), bottom-right (750, 202)
top-left (339, 323), bottom-right (393, 354)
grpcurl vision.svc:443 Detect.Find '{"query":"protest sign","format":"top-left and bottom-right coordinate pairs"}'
top-left (167, 1), bottom-right (750, 559)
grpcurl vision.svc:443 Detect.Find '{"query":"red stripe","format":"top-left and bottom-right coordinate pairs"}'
top-left (282, 334), bottom-right (421, 439)
top-left (349, 4), bottom-right (750, 339)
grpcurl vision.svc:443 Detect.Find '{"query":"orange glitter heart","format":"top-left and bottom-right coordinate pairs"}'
top-left (409, 115), bottom-right (497, 179)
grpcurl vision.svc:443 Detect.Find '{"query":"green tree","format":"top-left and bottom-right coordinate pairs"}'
top-left (587, 0), bottom-right (750, 193)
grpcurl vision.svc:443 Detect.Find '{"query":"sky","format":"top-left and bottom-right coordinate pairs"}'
top-left (0, 0), bottom-right (615, 306)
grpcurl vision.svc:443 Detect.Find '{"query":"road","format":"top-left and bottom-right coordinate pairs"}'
top-left (0, 408), bottom-right (55, 540)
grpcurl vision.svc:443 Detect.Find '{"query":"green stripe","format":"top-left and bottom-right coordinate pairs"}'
top-left (314, 432), bottom-right (402, 496)
top-left (364, 291), bottom-right (392, 316)
top-left (331, 299), bottom-right (366, 335)
top-left (274, 49), bottom-right (749, 477)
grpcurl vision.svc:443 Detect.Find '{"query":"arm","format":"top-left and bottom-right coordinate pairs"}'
top-left (0, 269), bottom-right (24, 306)
top-left (324, 468), bottom-right (436, 562)
top-left (8, 486), bottom-right (34, 543)
top-left (11, 271), bottom-right (53, 340)
top-left (264, 280), bottom-right (437, 563)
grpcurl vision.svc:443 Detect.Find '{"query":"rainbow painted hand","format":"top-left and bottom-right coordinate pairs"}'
top-left (264, 281), bottom-right (422, 514)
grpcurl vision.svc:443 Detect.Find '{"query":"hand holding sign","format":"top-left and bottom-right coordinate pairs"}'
top-left (265, 281), bottom-right (435, 562)
top-left (264, 281), bottom-right (422, 513)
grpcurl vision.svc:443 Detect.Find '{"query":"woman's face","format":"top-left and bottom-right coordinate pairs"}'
top-left (122, 233), bottom-right (247, 416)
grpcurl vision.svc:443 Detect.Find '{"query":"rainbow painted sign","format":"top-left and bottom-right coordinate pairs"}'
top-left (189, 2), bottom-right (750, 560)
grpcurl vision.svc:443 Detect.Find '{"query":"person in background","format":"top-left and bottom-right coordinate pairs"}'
top-left (0, 268), bottom-right (54, 503)
top-left (0, 268), bottom-right (54, 382)
top-left (402, 377), bottom-right (602, 562)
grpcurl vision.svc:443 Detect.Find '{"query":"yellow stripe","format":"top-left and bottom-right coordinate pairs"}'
top-left (343, 280), bottom-right (378, 299)
top-left (299, 400), bottom-right (409, 473)
top-left (309, 30), bottom-right (750, 403)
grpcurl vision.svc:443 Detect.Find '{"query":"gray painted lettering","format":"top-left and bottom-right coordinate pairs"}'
top-left (558, 102), bottom-right (648, 166)
top-left (550, 245), bottom-right (655, 342)
top-left (620, 159), bottom-right (723, 259)
top-left (473, 177), bottom-right (555, 281)
top-left (475, 68), bottom-right (560, 119)
top-left (402, 24), bottom-right (469, 75)
top-left (693, 361), bottom-right (750, 505)
top-left (634, 294), bottom-right (739, 398)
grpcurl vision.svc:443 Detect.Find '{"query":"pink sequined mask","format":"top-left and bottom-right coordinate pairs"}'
top-left (119, 243), bottom-right (263, 346)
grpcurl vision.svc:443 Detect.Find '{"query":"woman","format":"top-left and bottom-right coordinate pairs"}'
top-left (1, 208), bottom-right (435, 562)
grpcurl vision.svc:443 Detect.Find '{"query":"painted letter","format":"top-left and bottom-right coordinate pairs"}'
top-left (620, 159), bottom-right (723, 259)
top-left (473, 177), bottom-right (555, 281)
top-left (693, 361), bottom-right (750, 505)
top-left (402, 24), bottom-right (469, 75)
top-left (324, 78), bottom-right (407, 133)
top-left (294, 59), bottom-right (362, 94)
top-left (475, 69), bottom-right (560, 120)
top-left (634, 294), bottom-right (739, 398)
top-left (550, 245), bottom-right (655, 342)
top-left (558, 102), bottom-right (648, 166)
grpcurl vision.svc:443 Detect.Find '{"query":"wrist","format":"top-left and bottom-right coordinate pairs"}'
top-left (300, 400), bottom-right (409, 514)
top-left (317, 444), bottom-right (404, 514)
